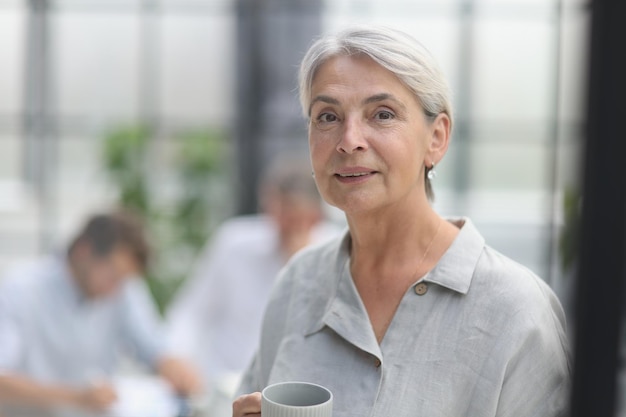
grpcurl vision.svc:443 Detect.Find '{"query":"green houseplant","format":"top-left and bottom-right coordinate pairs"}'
top-left (102, 124), bottom-right (226, 314)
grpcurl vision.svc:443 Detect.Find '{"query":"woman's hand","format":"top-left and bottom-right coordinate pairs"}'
top-left (232, 392), bottom-right (262, 417)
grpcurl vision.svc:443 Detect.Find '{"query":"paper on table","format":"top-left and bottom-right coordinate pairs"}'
top-left (106, 375), bottom-right (180, 417)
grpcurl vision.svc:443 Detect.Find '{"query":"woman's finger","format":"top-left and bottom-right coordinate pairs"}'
top-left (232, 392), bottom-right (262, 416)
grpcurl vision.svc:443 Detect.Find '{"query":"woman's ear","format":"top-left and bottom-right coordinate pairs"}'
top-left (426, 113), bottom-right (451, 164)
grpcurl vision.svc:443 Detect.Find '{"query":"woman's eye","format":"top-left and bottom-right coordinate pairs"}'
top-left (374, 110), bottom-right (394, 121)
top-left (317, 113), bottom-right (338, 123)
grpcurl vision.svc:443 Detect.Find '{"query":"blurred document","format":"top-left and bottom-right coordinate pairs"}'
top-left (106, 375), bottom-right (180, 417)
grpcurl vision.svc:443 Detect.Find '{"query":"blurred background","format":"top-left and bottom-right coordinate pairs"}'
top-left (0, 0), bottom-right (587, 317)
top-left (0, 0), bottom-right (597, 414)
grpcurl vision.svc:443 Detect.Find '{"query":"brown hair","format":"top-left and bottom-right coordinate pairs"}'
top-left (68, 209), bottom-right (151, 273)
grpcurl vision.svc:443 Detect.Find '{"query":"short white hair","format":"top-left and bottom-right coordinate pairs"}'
top-left (298, 25), bottom-right (453, 131)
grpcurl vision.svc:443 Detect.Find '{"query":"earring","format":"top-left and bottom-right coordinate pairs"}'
top-left (427, 162), bottom-right (437, 180)
top-left (311, 171), bottom-right (315, 178)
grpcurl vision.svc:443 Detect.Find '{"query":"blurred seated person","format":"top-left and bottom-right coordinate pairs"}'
top-left (165, 153), bottom-right (343, 388)
top-left (0, 210), bottom-right (202, 416)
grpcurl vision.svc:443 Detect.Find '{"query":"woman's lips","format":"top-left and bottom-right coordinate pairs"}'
top-left (334, 168), bottom-right (377, 184)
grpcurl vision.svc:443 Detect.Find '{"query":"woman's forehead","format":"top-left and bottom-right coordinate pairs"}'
top-left (309, 55), bottom-right (421, 111)
top-left (313, 55), bottom-right (389, 85)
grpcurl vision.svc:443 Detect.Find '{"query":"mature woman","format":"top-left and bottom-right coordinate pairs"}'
top-left (233, 26), bottom-right (570, 417)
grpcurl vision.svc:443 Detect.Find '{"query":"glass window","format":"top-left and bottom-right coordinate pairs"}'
top-left (0, 7), bottom-right (25, 116)
top-left (53, 12), bottom-right (141, 122)
top-left (159, 13), bottom-right (236, 124)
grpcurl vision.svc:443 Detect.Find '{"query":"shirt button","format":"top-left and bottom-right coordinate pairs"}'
top-left (414, 282), bottom-right (428, 296)
top-left (374, 358), bottom-right (382, 368)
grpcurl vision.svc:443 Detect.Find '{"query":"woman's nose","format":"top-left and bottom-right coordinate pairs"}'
top-left (336, 118), bottom-right (369, 154)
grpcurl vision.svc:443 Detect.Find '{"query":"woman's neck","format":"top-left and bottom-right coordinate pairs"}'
top-left (346, 197), bottom-right (443, 272)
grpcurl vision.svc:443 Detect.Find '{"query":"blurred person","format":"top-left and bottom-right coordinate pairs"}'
top-left (165, 153), bottom-right (343, 391)
top-left (232, 26), bottom-right (570, 417)
top-left (0, 210), bottom-right (202, 416)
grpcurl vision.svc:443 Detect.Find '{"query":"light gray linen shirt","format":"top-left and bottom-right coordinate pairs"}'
top-left (238, 218), bottom-right (571, 417)
top-left (0, 255), bottom-right (165, 386)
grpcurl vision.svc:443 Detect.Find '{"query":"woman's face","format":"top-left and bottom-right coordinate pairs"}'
top-left (308, 54), bottom-right (446, 215)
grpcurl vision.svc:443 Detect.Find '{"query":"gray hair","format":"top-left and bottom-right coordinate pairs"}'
top-left (298, 25), bottom-right (453, 200)
top-left (299, 25), bottom-right (453, 126)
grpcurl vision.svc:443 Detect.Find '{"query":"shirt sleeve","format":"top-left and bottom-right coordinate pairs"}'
top-left (235, 255), bottom-right (300, 396)
top-left (0, 277), bottom-right (24, 372)
top-left (236, 353), bottom-right (262, 396)
top-left (119, 278), bottom-right (167, 369)
top-left (495, 296), bottom-right (571, 417)
top-left (0, 314), bottom-right (22, 373)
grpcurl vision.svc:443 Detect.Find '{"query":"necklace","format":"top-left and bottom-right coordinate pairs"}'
top-left (414, 218), bottom-right (443, 274)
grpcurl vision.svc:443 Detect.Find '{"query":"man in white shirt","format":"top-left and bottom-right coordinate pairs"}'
top-left (0, 210), bottom-right (202, 416)
top-left (165, 154), bottom-right (343, 392)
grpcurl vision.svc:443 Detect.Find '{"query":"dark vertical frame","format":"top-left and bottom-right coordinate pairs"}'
top-left (234, 0), bottom-right (264, 215)
top-left (234, 0), bottom-right (321, 215)
top-left (570, 0), bottom-right (626, 415)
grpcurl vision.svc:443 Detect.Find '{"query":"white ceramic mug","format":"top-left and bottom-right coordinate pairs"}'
top-left (261, 381), bottom-right (333, 417)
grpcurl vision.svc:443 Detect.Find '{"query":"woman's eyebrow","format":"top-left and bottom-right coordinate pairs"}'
top-left (308, 93), bottom-right (407, 116)
top-left (362, 93), bottom-right (406, 111)
top-left (308, 95), bottom-right (340, 116)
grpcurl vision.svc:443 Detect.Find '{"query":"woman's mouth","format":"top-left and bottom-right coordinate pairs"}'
top-left (334, 169), bottom-right (377, 183)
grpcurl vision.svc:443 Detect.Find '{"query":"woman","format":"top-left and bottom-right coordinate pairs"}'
top-left (233, 26), bottom-right (570, 417)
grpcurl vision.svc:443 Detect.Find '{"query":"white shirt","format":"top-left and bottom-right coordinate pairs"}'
top-left (238, 218), bottom-right (571, 417)
top-left (0, 255), bottom-right (166, 386)
top-left (165, 215), bottom-right (342, 384)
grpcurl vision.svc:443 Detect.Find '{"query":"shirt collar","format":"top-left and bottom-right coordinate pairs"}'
top-left (304, 218), bottom-right (485, 338)
top-left (44, 255), bottom-right (80, 303)
top-left (421, 217), bottom-right (485, 295)
top-left (305, 232), bottom-right (383, 358)
top-left (303, 230), bottom-right (351, 336)
top-left (52, 254), bottom-right (94, 305)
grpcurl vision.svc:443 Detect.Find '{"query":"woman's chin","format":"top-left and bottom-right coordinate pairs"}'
top-left (330, 198), bottom-right (382, 217)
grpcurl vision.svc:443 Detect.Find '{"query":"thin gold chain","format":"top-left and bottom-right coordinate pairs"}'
top-left (414, 218), bottom-right (443, 276)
